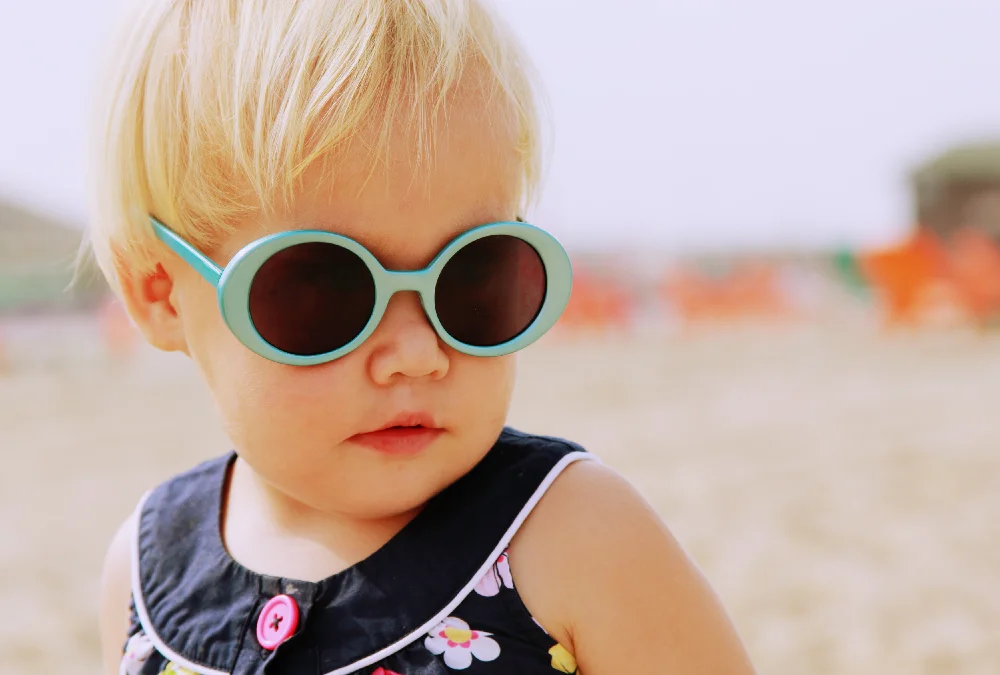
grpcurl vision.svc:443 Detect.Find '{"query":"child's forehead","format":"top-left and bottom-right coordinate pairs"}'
top-left (232, 118), bottom-right (521, 268)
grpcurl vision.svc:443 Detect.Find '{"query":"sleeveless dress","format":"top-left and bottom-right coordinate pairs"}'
top-left (119, 427), bottom-right (594, 675)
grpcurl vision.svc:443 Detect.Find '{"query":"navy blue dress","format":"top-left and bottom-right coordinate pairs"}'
top-left (119, 428), bottom-right (592, 675)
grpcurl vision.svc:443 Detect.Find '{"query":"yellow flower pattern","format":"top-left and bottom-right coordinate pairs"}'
top-left (549, 643), bottom-right (578, 673)
top-left (160, 663), bottom-right (199, 675)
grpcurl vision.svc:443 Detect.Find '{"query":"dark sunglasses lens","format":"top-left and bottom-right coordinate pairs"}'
top-left (435, 235), bottom-right (546, 347)
top-left (248, 242), bottom-right (376, 356)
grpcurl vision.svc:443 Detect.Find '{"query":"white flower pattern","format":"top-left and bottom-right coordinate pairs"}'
top-left (424, 617), bottom-right (501, 670)
top-left (120, 631), bottom-right (155, 675)
top-left (474, 550), bottom-right (514, 597)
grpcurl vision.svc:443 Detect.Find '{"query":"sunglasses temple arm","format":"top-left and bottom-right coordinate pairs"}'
top-left (149, 217), bottom-right (224, 287)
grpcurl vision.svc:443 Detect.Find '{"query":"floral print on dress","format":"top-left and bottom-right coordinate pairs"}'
top-left (473, 549), bottom-right (514, 597)
top-left (371, 669), bottom-right (403, 675)
top-left (548, 644), bottom-right (578, 673)
top-left (159, 662), bottom-right (199, 675)
top-left (121, 631), bottom-right (155, 675)
top-left (531, 619), bottom-right (578, 673)
top-left (424, 617), bottom-right (501, 670)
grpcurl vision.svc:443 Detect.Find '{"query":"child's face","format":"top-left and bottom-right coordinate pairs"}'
top-left (160, 90), bottom-right (523, 519)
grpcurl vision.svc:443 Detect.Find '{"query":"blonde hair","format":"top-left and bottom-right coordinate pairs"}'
top-left (87, 0), bottom-right (543, 287)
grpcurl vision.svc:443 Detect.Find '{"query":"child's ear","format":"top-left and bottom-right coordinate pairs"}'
top-left (115, 261), bottom-right (188, 354)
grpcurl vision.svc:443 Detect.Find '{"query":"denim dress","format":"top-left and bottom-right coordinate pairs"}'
top-left (119, 428), bottom-right (592, 675)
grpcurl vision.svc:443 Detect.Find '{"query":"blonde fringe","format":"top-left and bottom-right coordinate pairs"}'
top-left (86, 0), bottom-right (543, 289)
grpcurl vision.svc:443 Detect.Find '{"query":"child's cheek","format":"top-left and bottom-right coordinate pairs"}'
top-left (217, 354), bottom-right (363, 441)
top-left (440, 351), bottom-right (517, 435)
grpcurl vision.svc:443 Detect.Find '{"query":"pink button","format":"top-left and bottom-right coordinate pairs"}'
top-left (256, 595), bottom-right (299, 650)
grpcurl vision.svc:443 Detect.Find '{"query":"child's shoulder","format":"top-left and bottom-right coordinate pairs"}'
top-left (506, 439), bottom-right (756, 673)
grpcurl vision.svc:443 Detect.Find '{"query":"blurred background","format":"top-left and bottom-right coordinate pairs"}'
top-left (2, 0), bottom-right (1000, 673)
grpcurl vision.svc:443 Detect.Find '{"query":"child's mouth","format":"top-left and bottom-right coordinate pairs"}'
top-left (348, 414), bottom-right (443, 455)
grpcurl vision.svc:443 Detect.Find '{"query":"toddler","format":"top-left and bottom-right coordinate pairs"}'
top-left (91, 1), bottom-right (756, 674)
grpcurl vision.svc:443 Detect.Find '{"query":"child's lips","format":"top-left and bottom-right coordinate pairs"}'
top-left (348, 412), bottom-right (443, 455)
top-left (349, 426), bottom-right (444, 455)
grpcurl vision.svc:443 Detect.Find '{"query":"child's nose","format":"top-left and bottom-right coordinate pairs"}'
top-left (366, 292), bottom-right (449, 385)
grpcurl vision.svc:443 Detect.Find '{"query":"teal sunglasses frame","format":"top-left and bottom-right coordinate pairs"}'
top-left (150, 216), bottom-right (573, 366)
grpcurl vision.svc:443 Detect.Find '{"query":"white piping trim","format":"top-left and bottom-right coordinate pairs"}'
top-left (130, 490), bottom-right (231, 675)
top-left (129, 451), bottom-right (595, 675)
top-left (326, 450), bottom-right (594, 675)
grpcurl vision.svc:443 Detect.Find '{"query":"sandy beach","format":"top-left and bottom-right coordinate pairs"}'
top-left (1, 318), bottom-right (998, 675)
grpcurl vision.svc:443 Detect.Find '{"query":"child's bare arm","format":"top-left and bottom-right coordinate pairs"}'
top-left (512, 461), bottom-right (756, 674)
top-left (99, 513), bottom-right (135, 675)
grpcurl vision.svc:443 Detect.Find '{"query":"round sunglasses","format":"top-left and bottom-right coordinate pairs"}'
top-left (150, 216), bottom-right (573, 366)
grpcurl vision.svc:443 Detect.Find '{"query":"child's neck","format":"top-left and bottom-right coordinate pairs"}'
top-left (220, 456), bottom-right (422, 582)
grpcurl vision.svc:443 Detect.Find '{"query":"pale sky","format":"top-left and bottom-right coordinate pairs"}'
top-left (2, 0), bottom-right (1000, 251)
